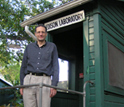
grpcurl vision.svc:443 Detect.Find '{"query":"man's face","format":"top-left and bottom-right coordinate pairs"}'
top-left (35, 26), bottom-right (47, 41)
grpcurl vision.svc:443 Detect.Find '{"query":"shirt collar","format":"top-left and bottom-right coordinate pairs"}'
top-left (35, 41), bottom-right (47, 48)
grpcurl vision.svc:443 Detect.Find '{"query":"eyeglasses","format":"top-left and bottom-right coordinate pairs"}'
top-left (36, 31), bottom-right (46, 34)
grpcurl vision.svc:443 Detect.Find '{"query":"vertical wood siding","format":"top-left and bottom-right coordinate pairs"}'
top-left (89, 15), bottom-right (96, 107)
top-left (100, 1), bottom-right (124, 107)
top-left (84, 14), bottom-right (95, 107)
top-left (101, 1), bottom-right (124, 40)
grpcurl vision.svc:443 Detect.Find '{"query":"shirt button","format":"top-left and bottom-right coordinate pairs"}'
top-left (38, 57), bottom-right (40, 59)
top-left (39, 52), bottom-right (40, 54)
top-left (37, 68), bottom-right (39, 69)
top-left (37, 63), bottom-right (39, 64)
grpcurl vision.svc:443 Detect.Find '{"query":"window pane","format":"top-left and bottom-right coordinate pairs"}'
top-left (108, 42), bottom-right (124, 89)
top-left (57, 58), bottom-right (68, 91)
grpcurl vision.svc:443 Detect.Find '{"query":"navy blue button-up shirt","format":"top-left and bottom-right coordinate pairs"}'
top-left (20, 41), bottom-right (59, 86)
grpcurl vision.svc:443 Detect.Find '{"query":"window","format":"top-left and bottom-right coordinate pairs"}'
top-left (57, 58), bottom-right (69, 91)
top-left (103, 31), bottom-right (124, 95)
top-left (108, 42), bottom-right (124, 89)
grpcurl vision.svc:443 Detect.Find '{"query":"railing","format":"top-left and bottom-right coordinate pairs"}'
top-left (0, 81), bottom-right (93, 107)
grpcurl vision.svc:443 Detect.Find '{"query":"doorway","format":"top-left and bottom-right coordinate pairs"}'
top-left (50, 22), bottom-right (83, 107)
top-left (51, 22), bottom-right (83, 90)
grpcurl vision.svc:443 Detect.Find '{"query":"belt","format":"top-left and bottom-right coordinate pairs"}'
top-left (27, 72), bottom-right (48, 76)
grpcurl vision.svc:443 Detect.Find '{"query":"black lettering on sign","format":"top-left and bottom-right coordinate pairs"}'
top-left (59, 20), bottom-right (62, 26)
top-left (75, 15), bottom-right (79, 21)
top-left (78, 14), bottom-right (83, 20)
top-left (46, 21), bottom-right (58, 30)
top-left (46, 12), bottom-right (84, 30)
top-left (66, 18), bottom-right (69, 24)
top-left (59, 14), bottom-right (83, 26)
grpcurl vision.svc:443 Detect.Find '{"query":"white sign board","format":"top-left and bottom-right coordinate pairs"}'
top-left (45, 10), bottom-right (85, 32)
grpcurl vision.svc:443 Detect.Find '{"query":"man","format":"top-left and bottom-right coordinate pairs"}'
top-left (20, 24), bottom-right (59, 107)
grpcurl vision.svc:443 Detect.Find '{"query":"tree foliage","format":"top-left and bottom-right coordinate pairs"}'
top-left (0, 0), bottom-right (73, 65)
top-left (0, 0), bottom-right (55, 74)
top-left (56, 0), bottom-right (73, 5)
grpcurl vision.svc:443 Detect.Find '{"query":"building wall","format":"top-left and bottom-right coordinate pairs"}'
top-left (100, 0), bottom-right (124, 107)
top-left (44, 1), bottom-right (124, 107)
top-left (83, 14), bottom-right (96, 107)
top-left (84, 0), bottom-right (124, 107)
top-left (0, 79), bottom-right (14, 106)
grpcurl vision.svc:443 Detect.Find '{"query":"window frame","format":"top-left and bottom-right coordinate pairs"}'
top-left (103, 31), bottom-right (124, 95)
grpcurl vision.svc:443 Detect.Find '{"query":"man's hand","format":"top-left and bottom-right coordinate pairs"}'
top-left (50, 88), bottom-right (57, 97)
top-left (20, 88), bottom-right (23, 95)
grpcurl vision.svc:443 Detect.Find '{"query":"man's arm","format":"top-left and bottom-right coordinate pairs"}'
top-left (20, 46), bottom-right (28, 95)
top-left (50, 44), bottom-right (59, 97)
top-left (20, 88), bottom-right (23, 95)
top-left (51, 44), bottom-right (59, 86)
top-left (50, 88), bottom-right (57, 97)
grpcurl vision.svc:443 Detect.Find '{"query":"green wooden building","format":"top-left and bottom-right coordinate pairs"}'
top-left (0, 78), bottom-right (14, 106)
top-left (20, 0), bottom-right (124, 107)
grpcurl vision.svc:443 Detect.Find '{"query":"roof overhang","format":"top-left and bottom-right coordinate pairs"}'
top-left (0, 78), bottom-right (13, 86)
top-left (20, 0), bottom-right (92, 27)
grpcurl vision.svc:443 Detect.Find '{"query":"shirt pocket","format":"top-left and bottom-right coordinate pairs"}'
top-left (43, 51), bottom-right (52, 61)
